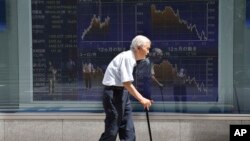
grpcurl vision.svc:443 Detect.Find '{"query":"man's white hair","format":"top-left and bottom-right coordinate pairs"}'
top-left (130, 35), bottom-right (151, 50)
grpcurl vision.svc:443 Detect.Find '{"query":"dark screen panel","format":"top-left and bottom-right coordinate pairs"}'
top-left (247, 0), bottom-right (250, 27)
top-left (0, 0), bottom-right (6, 31)
top-left (32, 0), bottom-right (218, 104)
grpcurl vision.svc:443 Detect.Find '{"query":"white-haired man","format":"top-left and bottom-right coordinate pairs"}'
top-left (99, 35), bottom-right (153, 141)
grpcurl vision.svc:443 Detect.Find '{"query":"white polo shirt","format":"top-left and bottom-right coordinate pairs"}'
top-left (102, 50), bottom-right (136, 87)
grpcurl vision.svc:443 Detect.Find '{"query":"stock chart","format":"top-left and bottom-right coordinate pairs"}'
top-left (32, 0), bottom-right (218, 102)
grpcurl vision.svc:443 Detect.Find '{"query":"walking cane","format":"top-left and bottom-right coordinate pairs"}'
top-left (159, 86), bottom-right (166, 112)
top-left (145, 108), bottom-right (153, 141)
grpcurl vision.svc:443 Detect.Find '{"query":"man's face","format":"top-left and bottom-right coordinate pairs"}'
top-left (139, 42), bottom-right (151, 59)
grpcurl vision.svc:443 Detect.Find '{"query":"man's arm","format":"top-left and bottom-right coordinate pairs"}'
top-left (151, 75), bottom-right (164, 87)
top-left (123, 81), bottom-right (152, 109)
top-left (151, 64), bottom-right (163, 87)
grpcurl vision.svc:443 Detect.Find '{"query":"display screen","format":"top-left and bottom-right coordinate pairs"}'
top-left (247, 0), bottom-right (250, 27)
top-left (32, 0), bottom-right (218, 104)
top-left (0, 0), bottom-right (6, 31)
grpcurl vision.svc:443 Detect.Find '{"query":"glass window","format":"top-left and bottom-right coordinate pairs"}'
top-left (0, 0), bottom-right (249, 114)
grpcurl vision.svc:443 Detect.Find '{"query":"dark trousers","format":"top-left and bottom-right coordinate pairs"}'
top-left (99, 86), bottom-right (136, 141)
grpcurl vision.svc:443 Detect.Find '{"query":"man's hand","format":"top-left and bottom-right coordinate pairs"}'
top-left (140, 98), bottom-right (154, 110)
top-left (159, 83), bottom-right (164, 87)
